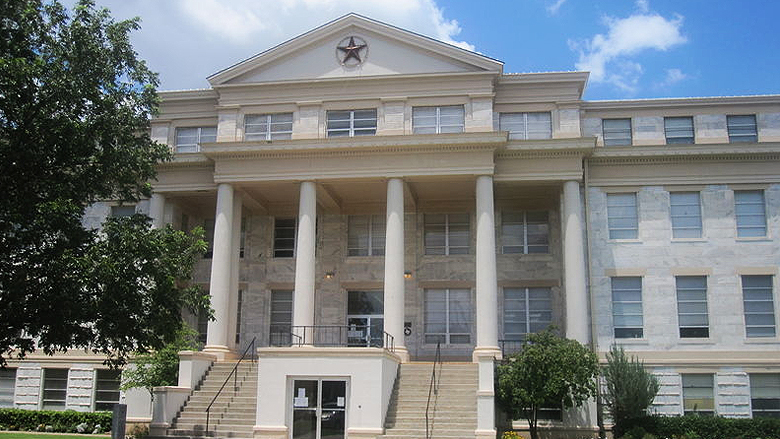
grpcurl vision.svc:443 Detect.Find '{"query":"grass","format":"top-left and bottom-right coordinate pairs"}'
top-left (0, 433), bottom-right (110, 439)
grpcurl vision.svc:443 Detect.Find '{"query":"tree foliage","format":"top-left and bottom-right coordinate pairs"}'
top-left (0, 0), bottom-right (208, 366)
top-left (496, 331), bottom-right (599, 439)
top-left (602, 345), bottom-right (660, 437)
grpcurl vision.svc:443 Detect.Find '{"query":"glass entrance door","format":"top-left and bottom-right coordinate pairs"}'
top-left (347, 291), bottom-right (384, 347)
top-left (292, 380), bottom-right (346, 439)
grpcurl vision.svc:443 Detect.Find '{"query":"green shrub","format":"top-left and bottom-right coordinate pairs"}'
top-left (623, 414), bottom-right (780, 439)
top-left (0, 408), bottom-right (113, 433)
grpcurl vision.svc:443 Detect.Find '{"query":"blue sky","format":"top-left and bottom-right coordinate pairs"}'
top-left (88, 0), bottom-right (780, 100)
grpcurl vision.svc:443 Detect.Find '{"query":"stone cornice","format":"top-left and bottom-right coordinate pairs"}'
top-left (582, 94), bottom-right (780, 110)
top-left (588, 143), bottom-right (780, 165)
top-left (157, 153), bottom-right (214, 169)
top-left (496, 137), bottom-right (596, 158)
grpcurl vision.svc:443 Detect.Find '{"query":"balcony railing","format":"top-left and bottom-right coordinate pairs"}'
top-left (270, 324), bottom-right (394, 352)
top-left (498, 339), bottom-right (525, 357)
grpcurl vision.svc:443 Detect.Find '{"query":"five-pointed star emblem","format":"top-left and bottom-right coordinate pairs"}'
top-left (337, 36), bottom-right (367, 65)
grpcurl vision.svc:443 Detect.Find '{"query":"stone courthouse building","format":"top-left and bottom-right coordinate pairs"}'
top-left (3, 13), bottom-right (780, 439)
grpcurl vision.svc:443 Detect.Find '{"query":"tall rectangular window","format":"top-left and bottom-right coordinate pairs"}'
top-left (499, 112), bottom-right (552, 140)
top-left (347, 215), bottom-right (385, 256)
top-left (664, 116), bottom-right (695, 144)
top-left (750, 374), bottom-right (780, 419)
top-left (728, 114), bottom-right (758, 143)
top-left (326, 109), bottom-right (377, 137)
top-left (607, 193), bottom-right (638, 239)
top-left (413, 106), bottom-right (465, 134)
top-left (273, 218), bottom-right (296, 258)
top-left (197, 307), bottom-right (208, 346)
top-left (110, 205), bottom-right (136, 218)
top-left (682, 374), bottom-right (715, 415)
top-left (94, 369), bottom-right (121, 411)
top-left (203, 218), bottom-right (215, 258)
top-left (245, 113), bottom-right (293, 140)
top-left (174, 126), bottom-right (217, 153)
top-left (676, 276), bottom-right (709, 338)
top-left (41, 368), bottom-right (68, 410)
top-left (735, 190), bottom-right (766, 237)
top-left (235, 289), bottom-right (243, 345)
top-left (503, 287), bottom-right (552, 341)
top-left (269, 290), bottom-right (293, 346)
top-left (670, 192), bottom-right (702, 239)
top-left (0, 368), bottom-right (15, 408)
top-left (602, 118), bottom-right (632, 146)
top-left (424, 213), bottom-right (469, 255)
top-left (742, 275), bottom-right (776, 338)
top-left (612, 277), bottom-right (643, 339)
top-left (501, 211), bottom-right (549, 254)
top-left (424, 288), bottom-right (472, 344)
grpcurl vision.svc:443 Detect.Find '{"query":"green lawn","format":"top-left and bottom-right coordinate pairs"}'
top-left (0, 433), bottom-right (110, 439)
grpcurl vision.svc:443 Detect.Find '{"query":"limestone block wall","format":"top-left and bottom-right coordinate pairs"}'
top-left (66, 366), bottom-right (93, 412)
top-left (717, 370), bottom-right (751, 418)
top-left (14, 365), bottom-right (41, 409)
top-left (650, 369), bottom-right (682, 416)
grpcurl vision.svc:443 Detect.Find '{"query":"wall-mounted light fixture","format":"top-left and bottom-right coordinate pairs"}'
top-left (404, 271), bottom-right (413, 279)
top-left (324, 271), bottom-right (335, 279)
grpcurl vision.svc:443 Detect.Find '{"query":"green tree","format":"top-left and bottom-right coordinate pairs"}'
top-left (601, 345), bottom-right (660, 437)
top-left (496, 331), bottom-right (599, 439)
top-left (0, 0), bottom-right (208, 366)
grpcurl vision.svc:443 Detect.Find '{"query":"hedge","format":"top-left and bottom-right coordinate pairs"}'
top-left (621, 415), bottom-right (780, 439)
top-left (0, 408), bottom-right (113, 433)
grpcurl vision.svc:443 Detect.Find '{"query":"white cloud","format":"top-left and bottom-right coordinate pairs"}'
top-left (661, 68), bottom-right (687, 86)
top-left (570, 1), bottom-right (686, 93)
top-left (547, 0), bottom-right (567, 15)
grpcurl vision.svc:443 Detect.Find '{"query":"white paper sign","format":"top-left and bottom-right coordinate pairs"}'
top-left (336, 397), bottom-right (345, 407)
top-left (297, 388), bottom-right (306, 398)
top-left (293, 397), bottom-right (308, 407)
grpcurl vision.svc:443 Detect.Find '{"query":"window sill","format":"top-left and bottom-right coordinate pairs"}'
top-left (344, 255), bottom-right (385, 262)
top-left (614, 338), bottom-right (649, 345)
top-left (677, 338), bottom-right (715, 345)
top-left (735, 237), bottom-right (771, 242)
top-left (744, 337), bottom-right (780, 344)
top-left (608, 239), bottom-right (642, 244)
top-left (671, 238), bottom-right (707, 243)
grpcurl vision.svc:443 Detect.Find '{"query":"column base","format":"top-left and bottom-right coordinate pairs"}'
top-left (393, 346), bottom-right (410, 363)
top-left (472, 346), bottom-right (502, 362)
top-left (203, 345), bottom-right (238, 361)
top-left (475, 429), bottom-right (497, 439)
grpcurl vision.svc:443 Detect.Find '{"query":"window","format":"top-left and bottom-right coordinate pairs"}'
top-left (203, 218), bottom-right (215, 258)
top-left (0, 368), bottom-right (15, 408)
top-left (499, 112), bottom-right (552, 140)
top-left (245, 113), bottom-right (293, 140)
top-left (235, 289), bottom-right (243, 345)
top-left (94, 369), bottom-right (121, 411)
top-left (750, 374), bottom-right (780, 419)
top-left (602, 118), bottom-right (632, 146)
top-left (41, 368), bottom-right (68, 410)
top-left (742, 275), bottom-right (776, 338)
top-left (670, 192), bottom-right (702, 239)
top-left (110, 205), bottom-right (135, 218)
top-left (273, 218), bottom-right (296, 258)
top-left (611, 277), bottom-right (643, 339)
top-left (196, 307), bottom-right (208, 346)
top-left (728, 114), bottom-right (758, 143)
top-left (269, 290), bottom-right (293, 346)
top-left (326, 109), bottom-right (377, 137)
top-left (607, 193), bottom-right (638, 239)
top-left (501, 211), bottom-right (549, 254)
top-left (503, 287), bottom-right (552, 341)
top-left (413, 106), bottom-right (465, 134)
top-left (664, 116), bottom-right (695, 144)
top-left (682, 374), bottom-right (715, 415)
top-left (347, 215), bottom-right (385, 256)
top-left (735, 190), bottom-right (766, 237)
top-left (424, 213), bottom-right (469, 255)
top-left (676, 276), bottom-right (709, 338)
top-left (175, 126), bottom-right (217, 153)
top-left (424, 288), bottom-right (472, 344)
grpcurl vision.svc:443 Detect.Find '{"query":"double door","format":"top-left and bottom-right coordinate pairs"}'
top-left (292, 379), bottom-right (346, 439)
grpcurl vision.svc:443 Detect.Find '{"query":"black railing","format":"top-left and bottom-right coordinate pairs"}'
top-left (498, 339), bottom-right (525, 358)
top-left (205, 337), bottom-right (256, 434)
top-left (270, 325), bottom-right (394, 351)
top-left (425, 342), bottom-right (442, 439)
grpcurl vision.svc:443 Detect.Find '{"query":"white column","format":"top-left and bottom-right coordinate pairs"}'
top-left (205, 183), bottom-right (234, 358)
top-left (474, 175), bottom-right (500, 357)
top-left (383, 178), bottom-right (408, 361)
top-left (563, 180), bottom-right (589, 343)
top-left (227, 192), bottom-right (243, 351)
top-left (293, 182), bottom-right (317, 343)
top-left (149, 193), bottom-right (166, 229)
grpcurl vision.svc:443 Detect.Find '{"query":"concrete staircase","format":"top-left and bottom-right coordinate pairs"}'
top-left (381, 362), bottom-right (478, 439)
top-left (166, 361), bottom-right (258, 439)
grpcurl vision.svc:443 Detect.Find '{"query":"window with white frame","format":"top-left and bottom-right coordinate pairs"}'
top-left (41, 368), bottom-right (68, 410)
top-left (735, 190), bottom-right (766, 237)
top-left (110, 205), bottom-right (136, 218)
top-left (682, 374), bottom-right (715, 415)
top-left (503, 287), bottom-right (552, 341)
top-left (501, 211), bottom-right (549, 254)
top-left (174, 126), bottom-right (217, 153)
top-left (676, 276), bottom-right (709, 338)
top-left (203, 218), bottom-right (215, 258)
top-left (326, 109), bottom-right (377, 137)
top-left (424, 288), bottom-right (472, 344)
top-left (244, 113), bottom-right (293, 140)
top-left (269, 290), bottom-right (293, 346)
top-left (750, 374), bottom-right (780, 419)
top-left (664, 116), bottom-right (695, 144)
top-left (727, 114), bottom-right (758, 143)
top-left (0, 368), bottom-right (15, 408)
top-left (424, 213), bottom-right (469, 255)
top-left (611, 277), bottom-right (643, 339)
top-left (413, 106), bottom-right (465, 134)
top-left (347, 215), bottom-right (385, 256)
top-left (602, 118), bottom-right (632, 146)
top-left (670, 192), bottom-right (702, 239)
top-left (607, 193), bottom-right (638, 239)
top-left (742, 275), bottom-right (776, 338)
top-left (273, 218), bottom-right (296, 258)
top-left (94, 369), bottom-right (121, 411)
top-left (499, 112), bottom-right (552, 140)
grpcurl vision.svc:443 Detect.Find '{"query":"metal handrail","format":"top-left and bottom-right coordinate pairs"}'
top-left (425, 342), bottom-right (442, 439)
top-left (273, 325), bottom-right (394, 351)
top-left (205, 337), bottom-right (256, 434)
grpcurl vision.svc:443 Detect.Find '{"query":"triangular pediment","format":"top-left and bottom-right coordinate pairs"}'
top-left (208, 14), bottom-right (503, 86)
